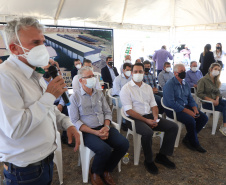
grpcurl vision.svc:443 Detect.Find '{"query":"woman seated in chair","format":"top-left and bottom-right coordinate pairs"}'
top-left (197, 62), bottom-right (226, 136)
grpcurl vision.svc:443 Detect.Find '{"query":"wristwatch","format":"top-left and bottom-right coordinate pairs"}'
top-left (104, 125), bottom-right (110, 130)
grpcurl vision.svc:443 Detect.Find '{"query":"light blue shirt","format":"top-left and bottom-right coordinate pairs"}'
top-left (112, 73), bottom-right (132, 96)
top-left (68, 87), bottom-right (112, 131)
top-left (107, 65), bottom-right (116, 81)
top-left (163, 77), bottom-right (197, 112)
top-left (185, 69), bottom-right (203, 87)
top-left (158, 70), bottom-right (174, 88)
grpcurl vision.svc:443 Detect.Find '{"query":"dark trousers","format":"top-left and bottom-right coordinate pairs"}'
top-left (165, 106), bottom-right (208, 146)
top-left (202, 99), bottom-right (226, 123)
top-left (129, 114), bottom-right (178, 163)
top-left (83, 126), bottom-right (129, 175)
top-left (3, 161), bottom-right (53, 185)
top-left (154, 91), bottom-right (164, 114)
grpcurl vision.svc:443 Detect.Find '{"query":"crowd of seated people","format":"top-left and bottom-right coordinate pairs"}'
top-left (65, 53), bottom-right (225, 184)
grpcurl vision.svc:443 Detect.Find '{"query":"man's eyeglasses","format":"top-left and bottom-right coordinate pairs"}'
top-left (82, 75), bottom-right (95, 79)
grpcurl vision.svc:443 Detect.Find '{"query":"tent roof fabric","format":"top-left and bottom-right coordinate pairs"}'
top-left (0, 0), bottom-right (226, 27)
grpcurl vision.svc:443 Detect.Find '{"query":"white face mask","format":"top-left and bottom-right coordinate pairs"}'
top-left (85, 77), bottom-right (96, 89)
top-left (124, 60), bottom-right (131, 63)
top-left (165, 67), bottom-right (171, 72)
top-left (76, 64), bottom-right (82, 69)
top-left (125, 71), bottom-right (131, 77)
top-left (14, 25), bottom-right (49, 67)
top-left (133, 73), bottom-right (143, 82)
top-left (211, 70), bottom-right (220, 77)
top-left (191, 67), bottom-right (198, 72)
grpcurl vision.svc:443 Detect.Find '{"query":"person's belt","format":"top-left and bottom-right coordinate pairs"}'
top-left (4, 153), bottom-right (54, 169)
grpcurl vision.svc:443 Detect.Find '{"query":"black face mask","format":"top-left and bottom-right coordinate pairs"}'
top-left (216, 47), bottom-right (221, 50)
top-left (144, 68), bottom-right (150, 73)
top-left (178, 71), bottom-right (186, 79)
top-left (43, 71), bottom-right (51, 78)
top-left (108, 62), bottom-right (113, 66)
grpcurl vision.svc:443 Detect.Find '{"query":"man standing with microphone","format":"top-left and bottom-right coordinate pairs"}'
top-left (0, 17), bottom-right (80, 184)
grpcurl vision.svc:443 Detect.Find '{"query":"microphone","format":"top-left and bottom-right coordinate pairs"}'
top-left (48, 65), bottom-right (71, 106)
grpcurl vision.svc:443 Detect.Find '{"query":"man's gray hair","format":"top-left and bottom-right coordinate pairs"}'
top-left (5, 17), bottom-right (44, 45)
top-left (173, 63), bottom-right (185, 72)
top-left (78, 66), bottom-right (93, 79)
top-left (190, 61), bottom-right (197, 66)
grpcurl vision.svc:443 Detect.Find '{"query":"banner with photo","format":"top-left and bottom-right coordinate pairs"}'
top-left (0, 24), bottom-right (114, 86)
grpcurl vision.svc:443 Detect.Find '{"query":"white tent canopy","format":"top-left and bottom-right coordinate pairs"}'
top-left (1, 0), bottom-right (226, 30)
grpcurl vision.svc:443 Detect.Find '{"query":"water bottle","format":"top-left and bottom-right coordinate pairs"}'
top-left (122, 153), bottom-right (129, 164)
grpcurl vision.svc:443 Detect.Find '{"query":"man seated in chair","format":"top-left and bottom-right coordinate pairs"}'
top-left (143, 60), bottom-right (164, 114)
top-left (158, 62), bottom-right (174, 88)
top-left (72, 59), bottom-right (102, 92)
top-left (120, 63), bottom-right (178, 175)
top-left (112, 62), bottom-right (132, 108)
top-left (101, 56), bottom-right (119, 89)
top-left (163, 64), bottom-right (208, 153)
top-left (69, 66), bottom-right (129, 185)
top-left (185, 61), bottom-right (203, 93)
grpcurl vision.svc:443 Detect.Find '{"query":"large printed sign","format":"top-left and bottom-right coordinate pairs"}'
top-left (0, 24), bottom-right (114, 87)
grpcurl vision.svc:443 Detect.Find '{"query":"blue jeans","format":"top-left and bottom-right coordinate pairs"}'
top-left (83, 126), bottom-right (129, 174)
top-left (202, 99), bottom-right (226, 123)
top-left (165, 106), bottom-right (208, 146)
top-left (3, 160), bottom-right (54, 185)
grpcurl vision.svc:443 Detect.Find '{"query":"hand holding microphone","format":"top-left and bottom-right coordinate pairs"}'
top-left (46, 65), bottom-right (70, 106)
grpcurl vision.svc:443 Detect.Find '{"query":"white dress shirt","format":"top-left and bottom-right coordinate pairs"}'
top-left (72, 75), bottom-right (102, 93)
top-left (120, 80), bottom-right (157, 116)
top-left (112, 73), bottom-right (132, 96)
top-left (0, 55), bottom-right (73, 167)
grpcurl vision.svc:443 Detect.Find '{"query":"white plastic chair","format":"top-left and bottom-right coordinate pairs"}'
top-left (191, 87), bottom-right (199, 105)
top-left (78, 121), bottom-right (121, 183)
top-left (53, 131), bottom-right (63, 184)
top-left (107, 89), bottom-right (122, 129)
top-left (161, 98), bottom-right (184, 147)
top-left (121, 108), bottom-right (164, 165)
top-left (200, 99), bottom-right (222, 135)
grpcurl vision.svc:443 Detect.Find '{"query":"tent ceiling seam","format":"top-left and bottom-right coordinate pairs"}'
top-left (54, 0), bottom-right (65, 22)
top-left (121, 0), bottom-right (128, 25)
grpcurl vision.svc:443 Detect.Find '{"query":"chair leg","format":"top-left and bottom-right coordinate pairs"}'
top-left (203, 113), bottom-right (211, 128)
top-left (54, 150), bottom-right (63, 184)
top-left (118, 160), bottom-right (121, 172)
top-left (81, 149), bottom-right (92, 183)
top-left (159, 132), bottom-right (164, 148)
top-left (174, 123), bottom-right (182, 147)
top-left (212, 112), bottom-right (221, 135)
top-left (117, 108), bottom-right (122, 129)
top-left (133, 134), bottom-right (142, 165)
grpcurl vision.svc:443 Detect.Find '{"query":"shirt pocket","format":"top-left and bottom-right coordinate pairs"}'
top-left (93, 100), bottom-right (103, 114)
